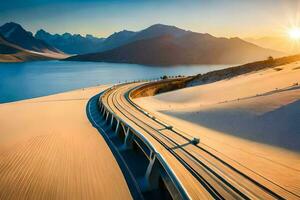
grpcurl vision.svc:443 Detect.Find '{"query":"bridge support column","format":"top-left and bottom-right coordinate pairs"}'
top-left (141, 153), bottom-right (160, 191)
top-left (123, 127), bottom-right (134, 149)
top-left (102, 106), bottom-right (105, 115)
top-left (100, 104), bottom-right (104, 114)
top-left (102, 108), bottom-right (106, 117)
top-left (105, 112), bottom-right (109, 121)
top-left (110, 115), bottom-right (114, 127)
top-left (115, 120), bottom-right (120, 133)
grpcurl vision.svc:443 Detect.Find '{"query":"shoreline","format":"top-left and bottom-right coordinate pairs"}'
top-left (0, 84), bottom-right (107, 105)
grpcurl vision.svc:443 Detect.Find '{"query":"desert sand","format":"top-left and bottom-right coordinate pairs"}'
top-left (29, 50), bottom-right (69, 59)
top-left (0, 86), bottom-right (132, 199)
top-left (134, 61), bottom-right (300, 196)
top-left (0, 51), bottom-right (68, 63)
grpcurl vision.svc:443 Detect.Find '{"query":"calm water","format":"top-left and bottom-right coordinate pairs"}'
top-left (0, 61), bottom-right (230, 103)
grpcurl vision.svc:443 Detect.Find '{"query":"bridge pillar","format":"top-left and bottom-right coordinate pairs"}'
top-left (122, 125), bottom-right (127, 137)
top-left (125, 126), bottom-right (129, 136)
top-left (102, 106), bottom-right (105, 115)
top-left (123, 127), bottom-right (134, 149)
top-left (100, 104), bottom-right (104, 113)
top-left (110, 114), bottom-right (114, 127)
top-left (105, 111), bottom-right (109, 121)
top-left (115, 120), bottom-right (120, 133)
top-left (141, 153), bottom-right (160, 191)
top-left (102, 108), bottom-right (106, 117)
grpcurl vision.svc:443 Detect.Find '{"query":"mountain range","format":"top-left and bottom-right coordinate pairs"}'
top-left (35, 30), bottom-right (105, 54)
top-left (0, 22), bottom-right (284, 64)
top-left (0, 22), bottom-right (66, 62)
top-left (66, 24), bottom-right (283, 65)
top-left (0, 22), bottom-right (60, 53)
top-left (35, 24), bottom-right (189, 55)
top-left (100, 24), bottom-right (188, 51)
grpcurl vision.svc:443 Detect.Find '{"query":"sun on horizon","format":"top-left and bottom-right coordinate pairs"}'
top-left (288, 27), bottom-right (300, 40)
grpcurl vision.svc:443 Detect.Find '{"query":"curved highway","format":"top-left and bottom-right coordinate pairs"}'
top-left (100, 81), bottom-right (298, 200)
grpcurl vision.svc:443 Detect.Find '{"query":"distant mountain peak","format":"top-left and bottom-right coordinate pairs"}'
top-left (86, 34), bottom-right (96, 39)
top-left (62, 32), bottom-right (72, 38)
top-left (1, 22), bottom-right (23, 29)
top-left (0, 22), bottom-right (30, 38)
top-left (147, 23), bottom-right (184, 30)
top-left (0, 22), bottom-right (60, 53)
top-left (109, 30), bottom-right (136, 37)
top-left (36, 29), bottom-right (48, 35)
top-left (133, 23), bottom-right (188, 41)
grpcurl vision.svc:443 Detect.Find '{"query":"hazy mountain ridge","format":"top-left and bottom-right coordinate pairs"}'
top-left (36, 24), bottom-right (193, 54)
top-left (98, 30), bottom-right (136, 51)
top-left (244, 36), bottom-right (298, 54)
top-left (66, 25), bottom-right (283, 65)
top-left (0, 22), bottom-right (284, 64)
top-left (131, 24), bottom-right (188, 41)
top-left (35, 30), bottom-right (105, 54)
top-left (66, 35), bottom-right (182, 65)
top-left (101, 24), bottom-right (190, 51)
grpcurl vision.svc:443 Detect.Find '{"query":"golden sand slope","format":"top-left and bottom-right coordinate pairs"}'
top-left (0, 86), bottom-right (132, 200)
top-left (134, 62), bottom-right (300, 196)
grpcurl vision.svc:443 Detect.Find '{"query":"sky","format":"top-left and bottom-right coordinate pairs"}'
top-left (1, 0), bottom-right (300, 38)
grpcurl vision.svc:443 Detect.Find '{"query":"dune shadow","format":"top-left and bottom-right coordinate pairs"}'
top-left (162, 100), bottom-right (300, 152)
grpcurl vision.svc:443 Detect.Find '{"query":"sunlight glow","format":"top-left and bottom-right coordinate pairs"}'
top-left (288, 27), bottom-right (300, 40)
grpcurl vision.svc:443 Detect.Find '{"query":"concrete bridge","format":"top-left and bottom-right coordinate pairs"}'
top-left (87, 81), bottom-right (292, 200)
top-left (87, 87), bottom-right (189, 200)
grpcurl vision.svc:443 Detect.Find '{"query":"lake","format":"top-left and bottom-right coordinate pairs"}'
top-left (0, 61), bottom-right (230, 103)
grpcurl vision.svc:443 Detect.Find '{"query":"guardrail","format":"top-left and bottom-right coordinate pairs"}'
top-left (126, 82), bottom-right (200, 145)
top-left (98, 84), bottom-right (190, 200)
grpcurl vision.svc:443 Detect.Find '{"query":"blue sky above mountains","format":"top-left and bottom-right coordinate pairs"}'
top-left (1, 0), bottom-right (299, 38)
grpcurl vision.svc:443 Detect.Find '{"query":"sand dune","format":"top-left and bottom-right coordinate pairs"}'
top-left (134, 61), bottom-right (300, 196)
top-left (0, 86), bottom-right (132, 199)
top-left (0, 51), bottom-right (68, 63)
